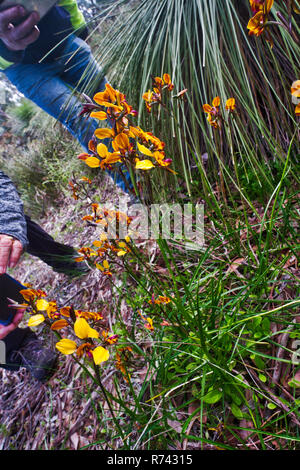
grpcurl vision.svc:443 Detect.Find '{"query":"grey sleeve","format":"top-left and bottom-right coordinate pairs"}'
top-left (0, 171), bottom-right (28, 248)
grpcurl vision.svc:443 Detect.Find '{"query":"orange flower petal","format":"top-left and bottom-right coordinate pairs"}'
top-left (51, 319), bottom-right (69, 330)
top-left (203, 104), bottom-right (213, 113)
top-left (212, 96), bottom-right (220, 107)
top-left (90, 111), bottom-right (108, 120)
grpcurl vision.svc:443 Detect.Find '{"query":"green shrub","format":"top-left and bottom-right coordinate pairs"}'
top-left (0, 109), bottom-right (85, 217)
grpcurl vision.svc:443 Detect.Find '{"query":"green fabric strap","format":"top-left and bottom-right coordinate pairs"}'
top-left (0, 56), bottom-right (14, 70)
top-left (58, 0), bottom-right (86, 30)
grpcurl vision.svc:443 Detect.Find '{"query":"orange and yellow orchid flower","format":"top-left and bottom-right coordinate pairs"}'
top-left (247, 0), bottom-right (274, 37)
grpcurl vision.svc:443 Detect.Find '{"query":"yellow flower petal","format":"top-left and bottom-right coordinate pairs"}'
top-left (36, 299), bottom-right (49, 311)
top-left (145, 317), bottom-right (154, 330)
top-left (137, 142), bottom-right (154, 157)
top-left (85, 156), bottom-right (101, 168)
top-left (92, 346), bottom-right (110, 365)
top-left (103, 259), bottom-right (110, 269)
top-left (97, 143), bottom-right (109, 158)
top-left (74, 318), bottom-right (99, 340)
top-left (117, 250), bottom-right (127, 257)
top-left (135, 159), bottom-right (155, 170)
top-left (55, 338), bottom-right (77, 355)
top-left (94, 128), bottom-right (115, 139)
top-left (225, 97), bottom-right (236, 111)
top-left (28, 314), bottom-right (45, 327)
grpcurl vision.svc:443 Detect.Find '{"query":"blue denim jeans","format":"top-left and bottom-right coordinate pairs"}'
top-left (4, 35), bottom-right (130, 192)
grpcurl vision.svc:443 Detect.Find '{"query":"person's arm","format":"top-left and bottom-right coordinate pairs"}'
top-left (0, 171), bottom-right (28, 273)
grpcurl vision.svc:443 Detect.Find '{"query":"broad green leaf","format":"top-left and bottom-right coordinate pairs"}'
top-left (202, 389), bottom-right (222, 404)
top-left (231, 403), bottom-right (244, 420)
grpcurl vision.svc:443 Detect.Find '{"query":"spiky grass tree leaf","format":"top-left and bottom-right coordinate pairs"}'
top-left (86, 0), bottom-right (299, 207)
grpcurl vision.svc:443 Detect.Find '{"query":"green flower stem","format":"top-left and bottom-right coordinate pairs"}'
top-left (93, 362), bottom-right (125, 441)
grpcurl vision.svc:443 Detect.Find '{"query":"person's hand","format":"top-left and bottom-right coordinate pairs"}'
top-left (0, 6), bottom-right (40, 51)
top-left (0, 234), bottom-right (23, 274)
top-left (0, 307), bottom-right (25, 339)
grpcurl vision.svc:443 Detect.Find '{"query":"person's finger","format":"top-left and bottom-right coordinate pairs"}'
top-left (0, 322), bottom-right (14, 339)
top-left (7, 11), bottom-right (39, 41)
top-left (8, 238), bottom-right (23, 268)
top-left (0, 6), bottom-right (26, 33)
top-left (11, 309), bottom-right (25, 327)
top-left (0, 235), bottom-right (13, 274)
top-left (12, 25), bottom-right (40, 48)
top-left (0, 309), bottom-right (25, 339)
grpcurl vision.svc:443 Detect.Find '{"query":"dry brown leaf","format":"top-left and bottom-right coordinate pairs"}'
top-left (225, 257), bottom-right (246, 278)
top-left (284, 256), bottom-right (297, 269)
top-left (167, 419), bottom-right (183, 433)
top-left (69, 432), bottom-right (79, 450)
